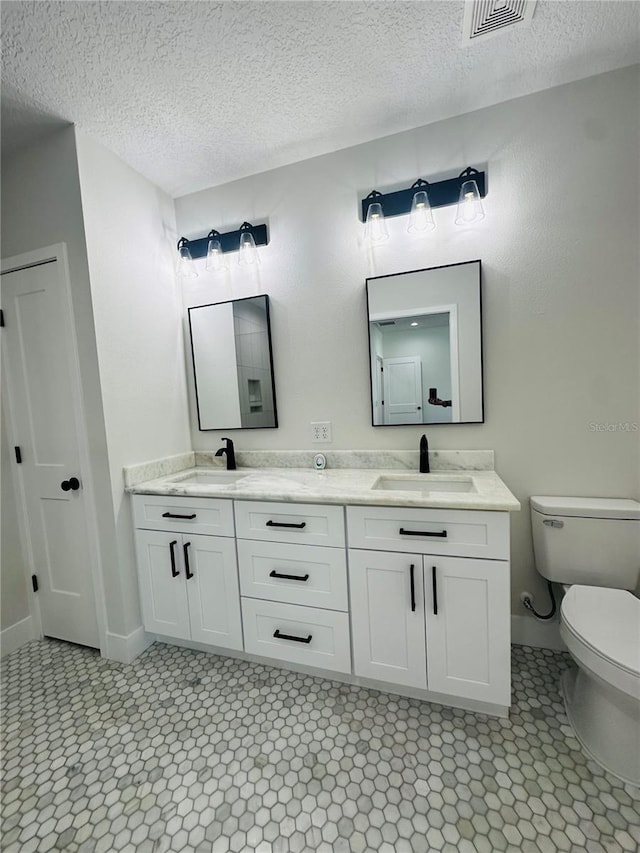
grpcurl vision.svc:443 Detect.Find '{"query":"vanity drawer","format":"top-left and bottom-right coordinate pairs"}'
top-left (241, 597), bottom-right (351, 674)
top-left (234, 500), bottom-right (345, 547)
top-left (132, 494), bottom-right (235, 537)
top-left (237, 540), bottom-right (348, 611)
top-left (346, 505), bottom-right (509, 560)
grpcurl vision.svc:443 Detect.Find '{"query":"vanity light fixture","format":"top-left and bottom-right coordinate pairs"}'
top-left (176, 221), bottom-right (269, 273)
top-left (361, 166), bottom-right (486, 231)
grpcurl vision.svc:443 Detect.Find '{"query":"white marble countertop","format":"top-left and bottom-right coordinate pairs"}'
top-left (127, 466), bottom-right (521, 512)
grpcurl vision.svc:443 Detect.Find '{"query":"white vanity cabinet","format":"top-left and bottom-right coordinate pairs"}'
top-left (347, 505), bottom-right (511, 707)
top-left (130, 485), bottom-right (515, 715)
top-left (235, 500), bottom-right (351, 674)
top-left (133, 495), bottom-right (243, 650)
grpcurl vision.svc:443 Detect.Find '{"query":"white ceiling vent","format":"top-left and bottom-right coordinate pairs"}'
top-left (463, 0), bottom-right (537, 44)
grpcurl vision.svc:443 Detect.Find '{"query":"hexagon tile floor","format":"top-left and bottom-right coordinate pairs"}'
top-left (1, 641), bottom-right (639, 853)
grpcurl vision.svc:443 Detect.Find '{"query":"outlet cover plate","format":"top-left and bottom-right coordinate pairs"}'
top-left (311, 421), bottom-right (332, 443)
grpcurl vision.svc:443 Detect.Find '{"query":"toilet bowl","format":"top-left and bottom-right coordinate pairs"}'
top-left (560, 585), bottom-right (640, 785)
top-left (530, 496), bottom-right (640, 786)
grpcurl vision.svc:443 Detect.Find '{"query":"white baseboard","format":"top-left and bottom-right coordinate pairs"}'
top-left (103, 625), bottom-right (154, 663)
top-left (511, 614), bottom-right (567, 651)
top-left (0, 615), bottom-right (39, 657)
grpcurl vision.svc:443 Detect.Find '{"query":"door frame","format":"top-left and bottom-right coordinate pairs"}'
top-left (1, 242), bottom-right (108, 653)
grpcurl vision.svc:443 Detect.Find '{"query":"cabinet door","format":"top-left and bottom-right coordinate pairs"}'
top-left (135, 530), bottom-right (190, 640)
top-left (184, 534), bottom-right (243, 650)
top-left (425, 557), bottom-right (510, 705)
top-left (349, 549), bottom-right (427, 689)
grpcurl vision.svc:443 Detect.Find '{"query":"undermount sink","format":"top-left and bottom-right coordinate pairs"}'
top-left (169, 470), bottom-right (248, 485)
top-left (373, 475), bottom-right (477, 494)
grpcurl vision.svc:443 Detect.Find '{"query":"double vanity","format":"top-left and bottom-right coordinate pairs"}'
top-left (127, 453), bottom-right (520, 717)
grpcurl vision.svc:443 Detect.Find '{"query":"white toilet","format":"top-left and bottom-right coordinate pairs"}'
top-left (530, 496), bottom-right (640, 786)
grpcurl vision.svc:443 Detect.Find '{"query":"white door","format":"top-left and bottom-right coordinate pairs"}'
top-left (425, 557), bottom-right (511, 705)
top-left (383, 356), bottom-right (423, 424)
top-left (349, 549), bottom-right (427, 689)
top-left (134, 530), bottom-right (190, 640)
top-left (1, 252), bottom-right (99, 647)
top-left (185, 533), bottom-right (243, 650)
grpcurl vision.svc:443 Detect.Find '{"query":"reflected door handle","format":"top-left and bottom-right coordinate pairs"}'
top-left (61, 477), bottom-right (80, 492)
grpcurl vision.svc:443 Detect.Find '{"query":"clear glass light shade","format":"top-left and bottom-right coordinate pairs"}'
top-left (407, 190), bottom-right (435, 233)
top-left (205, 238), bottom-right (228, 272)
top-left (455, 179), bottom-right (485, 225)
top-left (365, 202), bottom-right (389, 243)
top-left (177, 244), bottom-right (198, 278)
top-left (238, 231), bottom-right (259, 266)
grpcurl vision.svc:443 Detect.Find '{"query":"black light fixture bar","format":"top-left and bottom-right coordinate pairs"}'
top-left (361, 167), bottom-right (486, 222)
top-left (177, 221), bottom-right (269, 258)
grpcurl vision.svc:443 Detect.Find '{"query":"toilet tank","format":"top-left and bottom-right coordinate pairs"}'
top-left (530, 496), bottom-right (640, 589)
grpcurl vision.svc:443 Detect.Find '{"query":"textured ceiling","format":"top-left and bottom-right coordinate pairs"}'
top-left (2, 1), bottom-right (639, 198)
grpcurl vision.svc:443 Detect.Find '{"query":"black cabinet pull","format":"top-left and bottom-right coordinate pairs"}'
top-left (399, 527), bottom-right (447, 538)
top-left (269, 570), bottom-right (310, 582)
top-left (162, 512), bottom-right (197, 520)
top-left (266, 520), bottom-right (306, 529)
top-left (273, 629), bottom-right (312, 644)
top-left (410, 564), bottom-right (416, 612)
top-left (184, 542), bottom-right (193, 579)
top-left (169, 540), bottom-right (179, 577)
top-left (432, 565), bottom-right (438, 615)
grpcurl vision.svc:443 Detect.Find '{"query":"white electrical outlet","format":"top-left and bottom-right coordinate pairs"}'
top-left (311, 421), bottom-right (332, 443)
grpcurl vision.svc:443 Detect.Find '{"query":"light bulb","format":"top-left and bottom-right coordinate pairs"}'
top-left (407, 190), bottom-right (435, 233)
top-left (455, 179), bottom-right (485, 225)
top-left (238, 229), bottom-right (259, 266)
top-left (176, 239), bottom-right (198, 278)
top-left (365, 202), bottom-right (389, 243)
top-left (205, 232), bottom-right (228, 272)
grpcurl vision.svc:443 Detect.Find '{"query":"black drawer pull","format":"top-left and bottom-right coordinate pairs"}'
top-left (184, 542), bottom-right (193, 580)
top-left (162, 512), bottom-right (197, 520)
top-left (169, 540), bottom-right (179, 577)
top-left (266, 520), bottom-right (306, 529)
top-left (432, 565), bottom-right (438, 615)
top-left (399, 527), bottom-right (447, 538)
top-left (273, 629), bottom-right (312, 644)
top-left (410, 564), bottom-right (416, 612)
top-left (269, 570), bottom-right (310, 582)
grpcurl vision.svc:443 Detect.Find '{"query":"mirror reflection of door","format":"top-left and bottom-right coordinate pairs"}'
top-left (366, 261), bottom-right (483, 426)
top-left (383, 356), bottom-right (423, 423)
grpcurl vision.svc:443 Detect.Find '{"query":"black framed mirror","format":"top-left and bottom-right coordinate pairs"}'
top-left (366, 260), bottom-right (483, 426)
top-left (188, 294), bottom-right (278, 430)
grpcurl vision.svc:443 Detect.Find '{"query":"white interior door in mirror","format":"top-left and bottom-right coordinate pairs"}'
top-left (383, 356), bottom-right (422, 423)
top-left (367, 261), bottom-right (482, 425)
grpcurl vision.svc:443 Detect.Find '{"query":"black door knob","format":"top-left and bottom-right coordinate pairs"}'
top-left (61, 477), bottom-right (80, 492)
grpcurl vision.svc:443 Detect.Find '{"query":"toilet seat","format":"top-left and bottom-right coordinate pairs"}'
top-left (561, 585), bottom-right (640, 699)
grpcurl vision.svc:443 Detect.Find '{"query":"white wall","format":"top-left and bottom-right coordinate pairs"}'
top-left (75, 130), bottom-right (191, 637)
top-left (0, 127), bottom-right (121, 636)
top-left (175, 66), bottom-right (640, 615)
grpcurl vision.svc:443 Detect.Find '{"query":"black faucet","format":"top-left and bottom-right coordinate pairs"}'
top-left (419, 434), bottom-right (430, 473)
top-left (215, 437), bottom-right (237, 470)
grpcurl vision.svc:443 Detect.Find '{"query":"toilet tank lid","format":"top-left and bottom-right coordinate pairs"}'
top-left (530, 496), bottom-right (640, 520)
